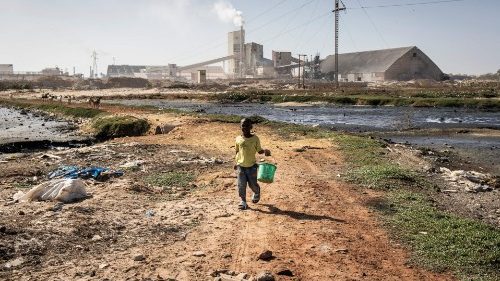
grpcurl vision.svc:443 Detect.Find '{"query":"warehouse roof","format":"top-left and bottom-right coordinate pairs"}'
top-left (320, 46), bottom-right (416, 74)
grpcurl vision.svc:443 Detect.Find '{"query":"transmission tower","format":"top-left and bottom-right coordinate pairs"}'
top-left (334, 0), bottom-right (346, 87)
top-left (91, 50), bottom-right (98, 78)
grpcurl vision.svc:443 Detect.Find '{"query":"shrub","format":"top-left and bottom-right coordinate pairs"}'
top-left (92, 115), bottom-right (150, 140)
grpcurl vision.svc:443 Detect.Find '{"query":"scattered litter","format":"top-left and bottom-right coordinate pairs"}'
top-left (145, 209), bottom-right (155, 217)
top-left (178, 156), bottom-right (224, 165)
top-left (193, 251), bottom-right (206, 257)
top-left (16, 178), bottom-right (88, 203)
top-left (3, 257), bottom-right (24, 269)
top-left (48, 165), bottom-right (124, 181)
top-left (119, 160), bottom-right (145, 170)
top-left (439, 167), bottom-right (496, 192)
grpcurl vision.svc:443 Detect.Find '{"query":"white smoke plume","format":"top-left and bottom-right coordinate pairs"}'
top-left (213, 0), bottom-right (244, 27)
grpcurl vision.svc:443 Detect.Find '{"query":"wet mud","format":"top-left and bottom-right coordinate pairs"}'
top-left (0, 107), bottom-right (92, 152)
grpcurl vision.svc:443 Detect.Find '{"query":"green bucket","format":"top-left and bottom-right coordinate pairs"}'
top-left (257, 162), bottom-right (277, 183)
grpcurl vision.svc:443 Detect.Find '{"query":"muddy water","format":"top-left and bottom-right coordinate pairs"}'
top-left (109, 99), bottom-right (500, 174)
top-left (108, 99), bottom-right (500, 131)
top-left (0, 107), bottom-right (91, 152)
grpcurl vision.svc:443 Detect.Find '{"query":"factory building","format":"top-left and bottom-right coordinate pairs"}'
top-left (320, 46), bottom-right (444, 82)
top-left (105, 29), bottom-right (444, 82)
top-left (227, 29), bottom-right (245, 77)
top-left (0, 64), bottom-right (14, 74)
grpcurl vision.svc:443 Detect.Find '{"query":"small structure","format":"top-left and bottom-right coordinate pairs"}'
top-left (197, 70), bottom-right (207, 83)
top-left (320, 46), bottom-right (444, 81)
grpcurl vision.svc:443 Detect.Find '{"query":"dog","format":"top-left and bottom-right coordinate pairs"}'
top-left (88, 97), bottom-right (101, 109)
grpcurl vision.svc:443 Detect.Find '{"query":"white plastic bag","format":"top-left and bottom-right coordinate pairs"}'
top-left (19, 179), bottom-right (88, 203)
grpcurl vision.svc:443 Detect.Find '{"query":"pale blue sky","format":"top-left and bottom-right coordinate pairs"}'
top-left (0, 0), bottom-right (498, 76)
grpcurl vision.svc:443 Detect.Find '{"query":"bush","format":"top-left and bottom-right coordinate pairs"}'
top-left (92, 115), bottom-right (150, 140)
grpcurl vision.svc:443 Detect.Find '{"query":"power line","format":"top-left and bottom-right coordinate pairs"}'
top-left (348, 0), bottom-right (467, 9)
top-left (356, 0), bottom-right (389, 48)
top-left (246, 0), bottom-right (318, 36)
top-left (246, 0), bottom-right (289, 22)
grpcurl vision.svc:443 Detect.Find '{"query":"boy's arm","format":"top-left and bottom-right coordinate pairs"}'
top-left (256, 137), bottom-right (271, 156)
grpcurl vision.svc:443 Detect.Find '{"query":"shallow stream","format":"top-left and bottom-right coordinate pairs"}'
top-left (108, 99), bottom-right (500, 174)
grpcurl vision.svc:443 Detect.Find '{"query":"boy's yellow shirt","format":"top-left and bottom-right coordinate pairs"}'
top-left (235, 135), bottom-right (262, 167)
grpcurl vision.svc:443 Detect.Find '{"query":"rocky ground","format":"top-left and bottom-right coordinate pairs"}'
top-left (0, 111), bottom-right (457, 280)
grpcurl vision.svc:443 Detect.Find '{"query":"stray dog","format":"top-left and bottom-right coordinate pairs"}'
top-left (88, 97), bottom-right (101, 109)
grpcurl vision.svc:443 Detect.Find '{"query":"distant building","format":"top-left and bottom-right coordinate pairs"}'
top-left (228, 29), bottom-right (245, 77)
top-left (107, 65), bottom-right (147, 78)
top-left (320, 46), bottom-right (444, 81)
top-left (0, 64), bottom-right (14, 74)
top-left (41, 67), bottom-right (63, 76)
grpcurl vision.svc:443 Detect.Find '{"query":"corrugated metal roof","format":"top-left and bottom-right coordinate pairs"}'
top-left (320, 46), bottom-right (416, 74)
top-left (107, 65), bottom-right (146, 76)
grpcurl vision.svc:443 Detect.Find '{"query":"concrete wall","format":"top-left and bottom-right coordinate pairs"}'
top-left (385, 47), bottom-right (443, 81)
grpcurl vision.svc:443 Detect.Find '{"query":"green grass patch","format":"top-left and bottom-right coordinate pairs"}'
top-left (347, 164), bottom-right (419, 189)
top-left (332, 132), bottom-right (500, 280)
top-left (145, 171), bottom-right (195, 191)
top-left (92, 115), bottom-right (150, 140)
top-left (33, 103), bottom-right (104, 118)
top-left (382, 191), bottom-right (500, 280)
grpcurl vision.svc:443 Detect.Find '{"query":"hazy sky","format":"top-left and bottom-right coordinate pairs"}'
top-left (0, 0), bottom-right (498, 76)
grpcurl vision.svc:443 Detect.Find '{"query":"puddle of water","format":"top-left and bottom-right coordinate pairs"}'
top-left (0, 107), bottom-right (89, 147)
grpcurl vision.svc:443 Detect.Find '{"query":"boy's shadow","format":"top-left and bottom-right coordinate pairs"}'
top-left (251, 204), bottom-right (346, 223)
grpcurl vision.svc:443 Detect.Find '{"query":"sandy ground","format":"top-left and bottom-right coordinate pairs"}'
top-left (0, 109), bottom-right (456, 281)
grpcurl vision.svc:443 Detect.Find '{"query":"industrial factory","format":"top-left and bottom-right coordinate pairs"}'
top-left (106, 28), bottom-right (444, 83)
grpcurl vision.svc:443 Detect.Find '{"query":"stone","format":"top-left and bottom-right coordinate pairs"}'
top-left (99, 263), bottom-right (109, 269)
top-left (133, 254), bottom-right (145, 261)
top-left (193, 251), bottom-right (206, 257)
top-left (3, 257), bottom-right (24, 268)
top-left (91, 235), bottom-right (103, 241)
top-left (276, 269), bottom-right (294, 276)
top-left (257, 250), bottom-right (273, 261)
top-left (254, 271), bottom-right (275, 281)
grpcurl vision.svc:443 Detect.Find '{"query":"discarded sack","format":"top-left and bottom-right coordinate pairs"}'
top-left (17, 178), bottom-right (88, 203)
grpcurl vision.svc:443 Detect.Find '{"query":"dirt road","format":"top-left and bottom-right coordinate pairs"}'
top-left (0, 112), bottom-right (454, 280)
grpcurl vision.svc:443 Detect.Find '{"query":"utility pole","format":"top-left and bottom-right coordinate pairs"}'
top-left (334, 0), bottom-right (346, 87)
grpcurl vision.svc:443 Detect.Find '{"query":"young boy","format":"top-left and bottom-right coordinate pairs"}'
top-left (234, 118), bottom-right (271, 210)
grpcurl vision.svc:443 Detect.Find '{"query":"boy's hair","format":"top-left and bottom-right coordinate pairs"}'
top-left (240, 118), bottom-right (252, 127)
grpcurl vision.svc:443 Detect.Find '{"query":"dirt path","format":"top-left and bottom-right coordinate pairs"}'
top-left (114, 119), bottom-right (453, 280)
top-left (0, 113), bottom-right (455, 280)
